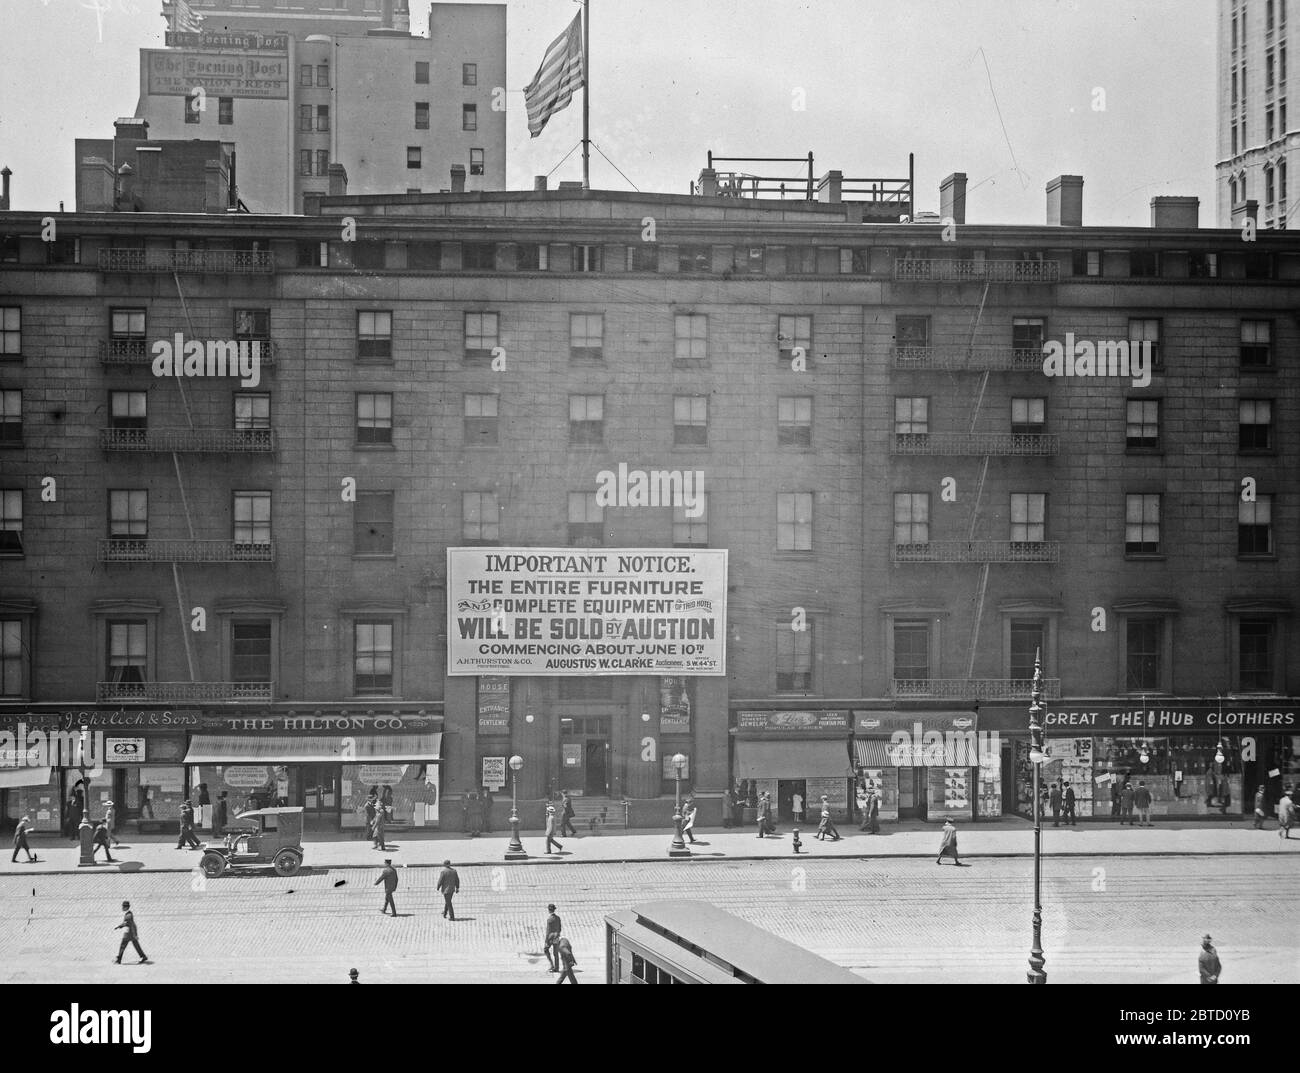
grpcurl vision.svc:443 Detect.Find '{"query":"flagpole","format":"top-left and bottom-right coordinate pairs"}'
top-left (582, 0), bottom-right (590, 189)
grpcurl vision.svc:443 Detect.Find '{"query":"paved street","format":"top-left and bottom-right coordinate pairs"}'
top-left (2, 855), bottom-right (1295, 985)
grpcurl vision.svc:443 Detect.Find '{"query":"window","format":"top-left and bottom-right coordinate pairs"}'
top-left (894, 397), bottom-right (929, 446)
top-left (894, 493), bottom-right (929, 548)
top-left (0, 490), bottom-right (21, 555)
top-left (627, 245), bottom-right (658, 272)
top-left (673, 396), bottom-right (708, 446)
top-left (674, 314), bottom-right (707, 362)
top-left (109, 391), bottom-right (147, 438)
top-left (777, 492), bottom-right (813, 551)
top-left (415, 102), bottom-right (429, 129)
top-left (1129, 250), bottom-right (1160, 277)
top-left (316, 105), bottom-right (329, 131)
top-left (677, 245), bottom-right (711, 272)
top-left (569, 395), bottom-right (604, 445)
top-left (0, 391), bottom-right (20, 446)
top-left (1010, 493), bottom-right (1046, 544)
top-left (107, 622), bottom-right (147, 685)
top-left (219, 97), bottom-right (233, 125)
top-left (234, 309), bottom-right (269, 340)
top-left (463, 62), bottom-right (477, 85)
top-left (470, 148), bottom-right (484, 176)
top-left (231, 621), bottom-right (272, 683)
top-left (778, 396), bottom-right (813, 447)
top-left (1128, 318), bottom-right (1161, 367)
top-left (1011, 397), bottom-right (1046, 436)
top-left (300, 64), bottom-right (313, 86)
top-left (317, 63), bottom-right (329, 87)
top-left (111, 308), bottom-right (146, 341)
top-left (185, 91), bottom-right (201, 123)
top-left (1125, 618), bottom-right (1163, 691)
top-left (569, 313), bottom-right (603, 360)
top-left (1009, 622), bottom-right (1046, 681)
top-left (357, 311), bottom-right (393, 360)
top-left (1, 618), bottom-right (24, 696)
top-left (299, 150), bottom-right (312, 176)
top-left (777, 314), bottom-right (812, 364)
top-left (1240, 320), bottom-right (1273, 366)
top-left (568, 492), bottom-right (604, 546)
top-left (1239, 495), bottom-right (1274, 555)
top-left (673, 495), bottom-right (708, 547)
top-left (463, 393), bottom-right (499, 446)
top-left (354, 622), bottom-right (394, 695)
top-left (352, 240), bottom-right (385, 270)
top-left (234, 393), bottom-right (270, 431)
top-left (892, 622), bottom-right (930, 682)
top-left (1125, 399), bottom-right (1161, 450)
top-left (354, 491), bottom-right (394, 555)
top-left (1190, 251), bottom-right (1218, 278)
top-left (784, 247), bottom-right (818, 274)
top-left (45, 236), bottom-right (82, 265)
top-left (1, 308), bottom-right (19, 358)
top-left (316, 150), bottom-right (329, 177)
top-left (415, 61), bottom-right (429, 83)
top-left (895, 315), bottom-right (929, 350)
top-left (355, 393), bottom-right (393, 445)
top-left (776, 619), bottom-right (815, 692)
top-left (464, 312), bottom-right (499, 362)
top-left (1238, 619), bottom-right (1277, 691)
top-left (1012, 318), bottom-right (1045, 363)
top-left (574, 244), bottom-right (602, 272)
top-left (463, 242), bottom-right (495, 270)
top-left (107, 489), bottom-right (147, 541)
top-left (462, 492), bottom-right (499, 545)
top-left (1124, 494), bottom-right (1161, 554)
top-left (733, 246), bottom-right (765, 274)
top-left (462, 104), bottom-right (477, 131)
top-left (407, 146), bottom-right (422, 169)
top-left (299, 104), bottom-right (313, 131)
top-left (1072, 249), bottom-right (1102, 276)
top-left (1240, 399), bottom-right (1274, 451)
top-left (233, 491), bottom-right (271, 545)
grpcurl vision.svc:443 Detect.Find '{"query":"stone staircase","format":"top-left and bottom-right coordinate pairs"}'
top-left (563, 796), bottom-right (627, 833)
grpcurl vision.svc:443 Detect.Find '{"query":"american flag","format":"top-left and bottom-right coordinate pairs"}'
top-left (162, 0), bottom-right (204, 34)
top-left (523, 12), bottom-right (584, 138)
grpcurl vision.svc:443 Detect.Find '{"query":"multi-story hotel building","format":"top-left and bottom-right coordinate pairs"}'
top-left (2, 161), bottom-right (1297, 834)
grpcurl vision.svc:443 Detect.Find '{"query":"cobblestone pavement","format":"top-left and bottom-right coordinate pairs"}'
top-left (1, 856), bottom-right (1295, 985)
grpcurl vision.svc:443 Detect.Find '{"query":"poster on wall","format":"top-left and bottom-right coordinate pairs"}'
top-left (447, 547), bottom-right (727, 675)
top-left (660, 676), bottom-right (692, 734)
top-left (661, 753), bottom-right (691, 781)
top-left (477, 676), bottom-right (511, 734)
top-left (482, 756), bottom-right (507, 791)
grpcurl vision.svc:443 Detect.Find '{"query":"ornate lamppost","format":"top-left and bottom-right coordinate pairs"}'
top-left (1027, 653), bottom-right (1047, 983)
top-left (668, 752), bottom-right (690, 857)
top-left (505, 754), bottom-right (527, 860)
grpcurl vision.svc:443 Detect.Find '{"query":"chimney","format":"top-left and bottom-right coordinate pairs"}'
top-left (1230, 199), bottom-right (1259, 229)
top-left (327, 162), bottom-right (348, 196)
top-left (816, 170), bottom-right (842, 204)
top-left (450, 164), bottom-right (466, 193)
top-left (534, 175), bottom-right (548, 192)
top-left (204, 159), bottom-right (226, 213)
top-left (940, 172), bottom-right (967, 224)
top-left (696, 168), bottom-right (719, 197)
top-left (0, 167), bottom-right (10, 211)
top-left (1046, 174), bottom-right (1084, 226)
top-left (113, 117), bottom-right (149, 141)
top-left (1150, 196), bottom-right (1200, 229)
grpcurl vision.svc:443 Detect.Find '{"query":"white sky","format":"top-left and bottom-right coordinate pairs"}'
top-left (0, 0), bottom-right (1217, 225)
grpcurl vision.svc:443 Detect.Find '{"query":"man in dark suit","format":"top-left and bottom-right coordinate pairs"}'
top-left (114, 901), bottom-right (148, 964)
top-left (1048, 782), bottom-right (1062, 827)
top-left (560, 791), bottom-right (578, 837)
top-left (212, 792), bottom-right (229, 838)
top-left (91, 821), bottom-right (116, 862)
top-left (544, 903), bottom-right (562, 972)
top-left (176, 800), bottom-right (201, 849)
top-left (375, 859), bottom-right (399, 916)
top-left (554, 937), bottom-right (578, 984)
top-left (1062, 782), bottom-right (1077, 826)
top-left (435, 859), bottom-right (460, 920)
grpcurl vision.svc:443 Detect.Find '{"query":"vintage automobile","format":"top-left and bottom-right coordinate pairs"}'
top-left (199, 806), bottom-right (305, 878)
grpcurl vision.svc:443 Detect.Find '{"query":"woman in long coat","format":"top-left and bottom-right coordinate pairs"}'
top-left (1279, 789), bottom-right (1296, 839)
top-left (936, 819), bottom-right (962, 865)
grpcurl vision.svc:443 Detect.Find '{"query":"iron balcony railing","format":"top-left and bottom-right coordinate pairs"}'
top-left (890, 678), bottom-right (1062, 700)
top-left (97, 681), bottom-right (274, 703)
top-left (891, 432), bottom-right (1059, 456)
top-left (891, 344), bottom-right (1044, 371)
top-left (99, 428), bottom-right (276, 453)
top-left (98, 248), bottom-right (276, 274)
top-left (97, 539), bottom-right (275, 563)
top-left (99, 337), bottom-right (277, 367)
top-left (893, 258), bottom-right (1060, 283)
top-left (893, 540), bottom-right (1060, 563)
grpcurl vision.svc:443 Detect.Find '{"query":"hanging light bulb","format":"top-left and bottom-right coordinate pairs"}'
top-left (1139, 742), bottom-right (1150, 765)
top-left (1215, 742), bottom-right (1225, 765)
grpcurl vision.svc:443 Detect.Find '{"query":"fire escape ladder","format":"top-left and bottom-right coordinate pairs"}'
top-left (963, 276), bottom-right (995, 684)
top-left (170, 272), bottom-right (199, 682)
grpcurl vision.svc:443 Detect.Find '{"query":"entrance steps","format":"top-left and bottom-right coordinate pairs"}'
top-left (563, 796), bottom-right (627, 833)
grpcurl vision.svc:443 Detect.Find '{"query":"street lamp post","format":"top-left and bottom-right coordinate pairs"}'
top-left (76, 726), bottom-right (96, 868)
top-left (505, 754), bottom-right (527, 860)
top-left (668, 753), bottom-right (690, 857)
top-left (1027, 652), bottom-right (1047, 984)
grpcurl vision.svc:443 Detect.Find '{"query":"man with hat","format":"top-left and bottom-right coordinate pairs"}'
top-left (1198, 934), bottom-right (1221, 984)
top-left (544, 803), bottom-right (564, 854)
top-left (375, 858), bottom-right (399, 916)
top-left (91, 819), bottom-right (116, 862)
top-left (113, 901), bottom-right (148, 964)
top-left (103, 799), bottom-right (122, 847)
top-left (435, 859), bottom-right (460, 920)
top-left (10, 812), bottom-right (35, 863)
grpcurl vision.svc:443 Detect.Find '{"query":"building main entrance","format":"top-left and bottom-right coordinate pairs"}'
top-left (300, 763), bottom-right (341, 831)
top-left (560, 716), bottom-right (611, 795)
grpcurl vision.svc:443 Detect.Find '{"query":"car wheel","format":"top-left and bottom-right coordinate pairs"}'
top-left (273, 849), bottom-right (301, 877)
top-left (200, 852), bottom-right (226, 878)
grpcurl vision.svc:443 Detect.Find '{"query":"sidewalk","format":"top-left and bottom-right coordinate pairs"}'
top-left (7, 817), bottom-right (1297, 875)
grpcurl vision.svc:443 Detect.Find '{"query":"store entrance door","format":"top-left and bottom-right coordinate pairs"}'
top-left (777, 779), bottom-right (807, 821)
top-left (301, 764), bottom-right (341, 831)
top-left (898, 768), bottom-right (928, 820)
top-left (585, 739), bottom-right (609, 795)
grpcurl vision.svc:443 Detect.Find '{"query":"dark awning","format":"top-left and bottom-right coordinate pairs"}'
top-left (184, 733), bottom-right (441, 764)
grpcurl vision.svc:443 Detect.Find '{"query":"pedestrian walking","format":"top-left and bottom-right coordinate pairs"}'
top-left (936, 818), bottom-right (963, 865)
top-left (722, 787), bottom-right (735, 829)
top-left (103, 800), bottom-right (122, 846)
top-left (11, 813), bottom-right (35, 862)
top-left (1198, 934), bottom-right (1221, 984)
top-left (1253, 784), bottom-right (1268, 830)
top-left (1049, 782), bottom-right (1062, 827)
top-left (91, 820), bottom-right (115, 862)
top-left (861, 788), bottom-right (880, 834)
top-left (560, 790), bottom-right (578, 837)
top-left (1278, 788), bottom-right (1295, 839)
top-left (175, 800), bottom-right (201, 849)
top-left (544, 803), bottom-right (564, 854)
top-left (554, 937), bottom-right (578, 984)
top-left (1134, 781), bottom-right (1153, 826)
top-left (544, 904), bottom-right (562, 972)
top-left (372, 801), bottom-right (389, 851)
top-left (1120, 782), bottom-right (1135, 826)
top-left (816, 796), bottom-right (841, 841)
top-left (212, 792), bottom-right (228, 839)
top-left (481, 788), bottom-right (495, 834)
top-left (1062, 782), bottom-right (1077, 826)
top-left (435, 859), bottom-right (460, 920)
top-left (113, 901), bottom-right (149, 964)
top-left (375, 859), bottom-right (398, 916)
top-left (363, 788), bottom-right (378, 841)
top-left (682, 798), bottom-right (698, 843)
top-left (468, 789), bottom-right (482, 837)
top-left (792, 790), bottom-right (805, 823)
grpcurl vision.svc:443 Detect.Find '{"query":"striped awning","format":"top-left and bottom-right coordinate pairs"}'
top-left (183, 734), bottom-right (441, 764)
top-left (853, 741), bottom-right (896, 767)
top-left (0, 765), bottom-right (53, 789)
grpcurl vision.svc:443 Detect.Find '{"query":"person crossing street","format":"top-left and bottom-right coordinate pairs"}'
top-left (544, 904), bottom-right (562, 973)
top-left (375, 858), bottom-right (399, 916)
top-left (113, 901), bottom-right (148, 964)
top-left (554, 937), bottom-right (578, 984)
top-left (11, 813), bottom-right (35, 863)
top-left (436, 859), bottom-right (460, 920)
top-left (936, 819), bottom-right (964, 866)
